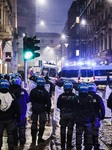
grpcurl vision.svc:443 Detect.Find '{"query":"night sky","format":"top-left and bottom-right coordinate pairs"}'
top-left (36, 0), bottom-right (73, 33)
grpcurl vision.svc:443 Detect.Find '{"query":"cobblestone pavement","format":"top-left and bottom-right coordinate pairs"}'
top-left (1, 116), bottom-right (112, 150)
top-left (50, 119), bottom-right (111, 150)
top-left (1, 122), bottom-right (52, 150)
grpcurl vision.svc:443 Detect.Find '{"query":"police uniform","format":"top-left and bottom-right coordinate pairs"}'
top-left (9, 77), bottom-right (29, 146)
top-left (75, 83), bottom-right (95, 150)
top-left (88, 83), bottom-right (105, 150)
top-left (30, 77), bottom-right (51, 146)
top-left (57, 81), bottom-right (76, 150)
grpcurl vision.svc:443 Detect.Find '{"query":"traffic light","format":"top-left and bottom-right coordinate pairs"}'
top-left (32, 36), bottom-right (40, 59)
top-left (23, 36), bottom-right (40, 61)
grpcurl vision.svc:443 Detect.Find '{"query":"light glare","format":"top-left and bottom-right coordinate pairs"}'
top-left (37, 0), bottom-right (46, 5)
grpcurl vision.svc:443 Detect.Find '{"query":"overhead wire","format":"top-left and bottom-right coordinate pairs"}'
top-left (67, 0), bottom-right (92, 34)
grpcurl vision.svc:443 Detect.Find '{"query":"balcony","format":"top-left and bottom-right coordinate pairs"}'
top-left (0, 24), bottom-right (12, 40)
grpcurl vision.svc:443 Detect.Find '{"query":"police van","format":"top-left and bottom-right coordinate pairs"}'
top-left (59, 65), bottom-right (94, 83)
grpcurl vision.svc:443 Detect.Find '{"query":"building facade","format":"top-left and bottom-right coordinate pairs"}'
top-left (17, 0), bottom-right (36, 72)
top-left (0, 0), bottom-right (17, 73)
top-left (66, 0), bottom-right (112, 64)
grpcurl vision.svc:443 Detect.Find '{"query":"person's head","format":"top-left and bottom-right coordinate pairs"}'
top-left (11, 77), bottom-right (22, 87)
top-left (10, 77), bottom-right (22, 97)
top-left (56, 78), bottom-right (63, 87)
top-left (29, 75), bottom-right (38, 83)
top-left (45, 75), bottom-right (49, 82)
top-left (63, 80), bottom-right (73, 94)
top-left (36, 77), bottom-right (45, 88)
top-left (4, 74), bottom-right (10, 81)
top-left (78, 82), bottom-right (88, 97)
top-left (88, 82), bottom-right (97, 95)
top-left (0, 74), bottom-right (3, 80)
top-left (0, 79), bottom-right (10, 93)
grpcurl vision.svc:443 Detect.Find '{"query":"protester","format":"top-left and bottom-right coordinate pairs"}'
top-left (9, 77), bottom-right (29, 148)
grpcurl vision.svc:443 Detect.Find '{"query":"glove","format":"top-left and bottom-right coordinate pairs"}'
top-left (20, 115), bottom-right (25, 123)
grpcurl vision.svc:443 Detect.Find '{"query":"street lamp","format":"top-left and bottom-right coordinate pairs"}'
top-left (80, 19), bottom-right (86, 26)
top-left (36, 0), bottom-right (46, 6)
top-left (40, 20), bottom-right (45, 27)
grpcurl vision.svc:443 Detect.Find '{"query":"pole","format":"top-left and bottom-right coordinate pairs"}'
top-left (61, 43), bottom-right (63, 68)
top-left (24, 60), bottom-right (27, 88)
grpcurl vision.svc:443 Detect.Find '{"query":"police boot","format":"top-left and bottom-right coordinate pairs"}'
top-left (31, 128), bottom-right (37, 144)
top-left (30, 129), bottom-right (37, 148)
top-left (61, 134), bottom-right (66, 150)
top-left (67, 134), bottom-right (74, 149)
top-left (30, 141), bottom-right (36, 149)
top-left (38, 127), bottom-right (45, 144)
top-left (19, 124), bottom-right (26, 146)
top-left (38, 138), bottom-right (45, 144)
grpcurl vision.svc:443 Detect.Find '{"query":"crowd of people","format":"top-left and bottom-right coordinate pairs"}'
top-left (0, 72), bottom-right (111, 150)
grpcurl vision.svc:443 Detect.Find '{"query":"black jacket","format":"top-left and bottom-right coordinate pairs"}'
top-left (75, 93), bottom-right (95, 125)
top-left (91, 93), bottom-right (105, 120)
top-left (57, 92), bottom-right (77, 114)
top-left (30, 86), bottom-right (51, 114)
top-left (107, 92), bottom-right (112, 109)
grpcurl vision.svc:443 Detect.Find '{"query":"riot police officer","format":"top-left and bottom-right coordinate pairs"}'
top-left (0, 79), bottom-right (20, 150)
top-left (9, 77), bottom-right (29, 147)
top-left (75, 82), bottom-right (95, 150)
top-left (57, 81), bottom-right (76, 150)
top-left (30, 77), bottom-right (51, 147)
top-left (88, 82), bottom-right (105, 150)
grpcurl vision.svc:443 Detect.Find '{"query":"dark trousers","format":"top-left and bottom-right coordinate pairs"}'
top-left (92, 125), bottom-right (100, 150)
top-left (76, 124), bottom-right (93, 150)
top-left (60, 112), bottom-right (74, 149)
top-left (31, 112), bottom-right (47, 142)
top-left (0, 119), bottom-right (16, 150)
top-left (14, 121), bottom-right (26, 145)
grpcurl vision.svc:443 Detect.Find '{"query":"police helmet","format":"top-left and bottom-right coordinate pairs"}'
top-left (0, 79), bottom-right (10, 89)
top-left (11, 77), bottom-right (22, 86)
top-left (63, 81), bottom-right (73, 90)
top-left (29, 75), bottom-right (38, 83)
top-left (88, 82), bottom-right (97, 93)
top-left (10, 73), bottom-right (17, 79)
top-left (36, 77), bottom-right (45, 86)
top-left (56, 78), bottom-right (63, 87)
top-left (15, 73), bottom-right (22, 79)
top-left (0, 74), bottom-right (3, 80)
top-left (78, 82), bottom-right (88, 93)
